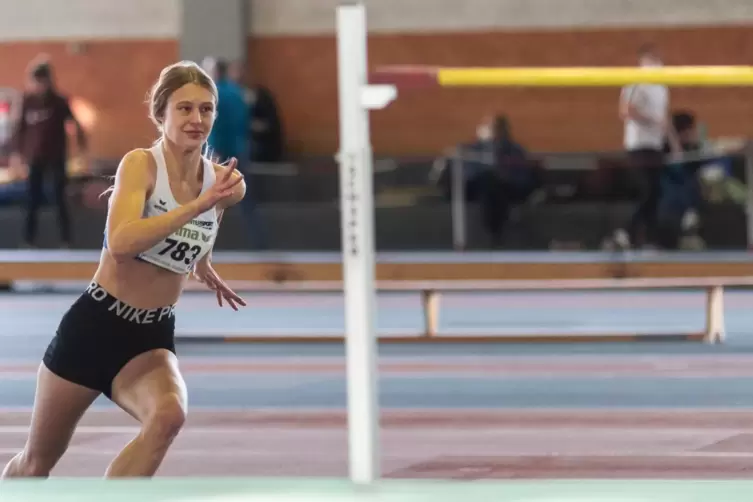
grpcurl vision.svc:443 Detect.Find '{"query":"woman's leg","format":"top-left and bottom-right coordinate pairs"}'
top-left (105, 349), bottom-right (187, 477)
top-left (2, 364), bottom-right (100, 478)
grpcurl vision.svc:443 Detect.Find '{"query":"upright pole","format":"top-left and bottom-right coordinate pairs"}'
top-left (336, 1), bottom-right (380, 485)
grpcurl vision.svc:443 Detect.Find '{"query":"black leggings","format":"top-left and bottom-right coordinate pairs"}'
top-left (624, 148), bottom-right (665, 246)
top-left (25, 159), bottom-right (71, 245)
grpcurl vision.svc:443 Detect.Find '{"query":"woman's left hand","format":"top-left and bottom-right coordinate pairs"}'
top-left (193, 260), bottom-right (247, 311)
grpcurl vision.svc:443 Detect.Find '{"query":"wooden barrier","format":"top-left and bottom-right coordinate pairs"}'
top-left (166, 276), bottom-right (747, 344)
top-left (1, 249), bottom-right (753, 282)
top-left (2, 249), bottom-right (751, 343)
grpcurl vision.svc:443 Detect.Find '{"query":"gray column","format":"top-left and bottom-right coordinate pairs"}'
top-left (179, 0), bottom-right (247, 64)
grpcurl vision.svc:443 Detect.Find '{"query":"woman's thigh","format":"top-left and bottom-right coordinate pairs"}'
top-left (109, 349), bottom-right (187, 424)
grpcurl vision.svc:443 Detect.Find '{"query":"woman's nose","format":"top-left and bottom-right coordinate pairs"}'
top-left (189, 109), bottom-right (203, 123)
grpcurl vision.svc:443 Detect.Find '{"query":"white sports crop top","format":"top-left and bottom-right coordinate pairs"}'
top-left (106, 143), bottom-right (219, 275)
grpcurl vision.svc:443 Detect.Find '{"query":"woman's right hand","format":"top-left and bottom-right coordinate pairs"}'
top-left (195, 158), bottom-right (244, 213)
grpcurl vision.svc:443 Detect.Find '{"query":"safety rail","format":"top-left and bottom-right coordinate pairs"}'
top-left (168, 276), bottom-right (749, 344)
top-left (7, 274), bottom-right (745, 343)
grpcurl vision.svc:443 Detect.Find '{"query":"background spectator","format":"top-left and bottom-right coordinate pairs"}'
top-left (610, 43), bottom-right (680, 250)
top-left (10, 56), bottom-right (87, 248)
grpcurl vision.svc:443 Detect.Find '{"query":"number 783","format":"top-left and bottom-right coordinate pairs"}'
top-left (158, 237), bottom-right (202, 266)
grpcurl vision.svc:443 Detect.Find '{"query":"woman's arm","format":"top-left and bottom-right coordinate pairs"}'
top-left (106, 149), bottom-right (206, 261)
top-left (193, 163), bottom-right (244, 265)
top-left (196, 164), bottom-right (245, 266)
top-left (192, 203), bottom-right (247, 310)
top-left (196, 208), bottom-right (224, 268)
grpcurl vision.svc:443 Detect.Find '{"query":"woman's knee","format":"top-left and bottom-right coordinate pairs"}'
top-left (143, 393), bottom-right (186, 444)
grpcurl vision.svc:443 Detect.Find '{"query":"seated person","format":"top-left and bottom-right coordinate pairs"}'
top-left (431, 115), bottom-right (541, 245)
top-left (475, 116), bottom-right (541, 244)
top-left (430, 117), bottom-right (496, 202)
top-left (655, 111), bottom-right (703, 249)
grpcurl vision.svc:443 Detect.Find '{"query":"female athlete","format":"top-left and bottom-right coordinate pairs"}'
top-left (2, 60), bottom-right (246, 478)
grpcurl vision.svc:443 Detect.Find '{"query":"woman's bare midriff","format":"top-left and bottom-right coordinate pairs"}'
top-left (91, 249), bottom-right (188, 309)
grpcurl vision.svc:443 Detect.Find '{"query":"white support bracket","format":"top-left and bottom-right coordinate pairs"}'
top-left (362, 84), bottom-right (397, 110)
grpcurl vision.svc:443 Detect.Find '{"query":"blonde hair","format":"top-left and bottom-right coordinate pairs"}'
top-left (146, 60), bottom-right (218, 131)
top-left (100, 61), bottom-right (218, 200)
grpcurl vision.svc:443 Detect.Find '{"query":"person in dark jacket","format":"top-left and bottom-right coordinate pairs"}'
top-left (10, 57), bottom-right (87, 248)
top-left (472, 115), bottom-right (540, 244)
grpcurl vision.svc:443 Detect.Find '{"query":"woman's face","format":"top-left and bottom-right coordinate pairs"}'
top-left (162, 83), bottom-right (216, 150)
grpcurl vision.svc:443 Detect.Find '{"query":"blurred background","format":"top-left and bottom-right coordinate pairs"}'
top-left (5, 1), bottom-right (753, 491)
top-left (1, 0), bottom-right (751, 253)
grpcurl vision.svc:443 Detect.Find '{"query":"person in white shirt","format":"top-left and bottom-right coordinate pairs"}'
top-left (612, 44), bottom-right (680, 249)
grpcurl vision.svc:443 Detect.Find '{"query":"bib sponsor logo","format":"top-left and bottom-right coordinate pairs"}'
top-left (174, 226), bottom-right (213, 243)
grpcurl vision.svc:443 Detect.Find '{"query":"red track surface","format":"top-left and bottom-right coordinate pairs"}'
top-left (2, 409), bottom-right (753, 478)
